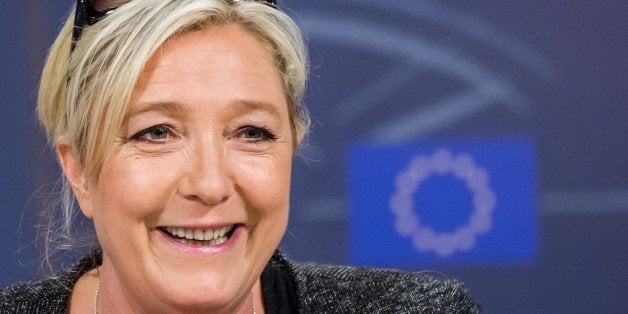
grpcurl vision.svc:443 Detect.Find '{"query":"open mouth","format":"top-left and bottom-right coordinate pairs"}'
top-left (159, 225), bottom-right (237, 246)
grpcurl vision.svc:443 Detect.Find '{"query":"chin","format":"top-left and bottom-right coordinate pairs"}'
top-left (144, 262), bottom-right (256, 312)
top-left (154, 282), bottom-right (247, 313)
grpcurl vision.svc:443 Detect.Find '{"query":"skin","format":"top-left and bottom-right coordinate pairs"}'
top-left (59, 24), bottom-right (293, 313)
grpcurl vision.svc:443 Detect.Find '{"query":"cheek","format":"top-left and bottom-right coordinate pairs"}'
top-left (93, 155), bottom-right (180, 220)
top-left (237, 154), bottom-right (292, 211)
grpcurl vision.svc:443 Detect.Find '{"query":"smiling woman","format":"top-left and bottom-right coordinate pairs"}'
top-left (0, 0), bottom-right (478, 313)
top-left (62, 25), bottom-right (294, 313)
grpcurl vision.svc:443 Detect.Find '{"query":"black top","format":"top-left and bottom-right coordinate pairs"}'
top-left (261, 252), bottom-right (299, 313)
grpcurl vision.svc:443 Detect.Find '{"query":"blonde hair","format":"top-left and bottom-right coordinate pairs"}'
top-left (37, 0), bottom-right (309, 268)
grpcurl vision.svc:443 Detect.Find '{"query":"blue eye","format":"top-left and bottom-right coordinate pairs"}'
top-left (147, 126), bottom-right (168, 139)
top-left (238, 126), bottom-right (277, 142)
top-left (243, 128), bottom-right (263, 139)
top-left (131, 124), bottom-right (176, 143)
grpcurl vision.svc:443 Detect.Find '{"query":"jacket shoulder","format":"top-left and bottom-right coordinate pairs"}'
top-left (0, 276), bottom-right (71, 313)
top-left (291, 262), bottom-right (480, 313)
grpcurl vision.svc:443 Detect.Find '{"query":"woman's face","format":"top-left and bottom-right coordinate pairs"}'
top-left (71, 25), bottom-right (293, 312)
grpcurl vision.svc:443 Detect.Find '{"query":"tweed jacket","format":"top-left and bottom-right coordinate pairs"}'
top-left (0, 252), bottom-right (480, 313)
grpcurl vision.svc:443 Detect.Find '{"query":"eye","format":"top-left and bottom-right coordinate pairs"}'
top-left (236, 126), bottom-right (278, 143)
top-left (130, 124), bottom-right (177, 143)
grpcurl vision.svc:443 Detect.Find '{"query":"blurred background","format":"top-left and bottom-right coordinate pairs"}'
top-left (1, 0), bottom-right (626, 312)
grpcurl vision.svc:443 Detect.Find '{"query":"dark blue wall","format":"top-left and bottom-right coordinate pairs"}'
top-left (1, 1), bottom-right (626, 312)
top-left (0, 1), bottom-right (58, 285)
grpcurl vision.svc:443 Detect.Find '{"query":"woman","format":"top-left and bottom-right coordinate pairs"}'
top-left (0, 0), bottom-right (479, 312)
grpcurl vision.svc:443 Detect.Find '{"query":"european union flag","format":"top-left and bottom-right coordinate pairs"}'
top-left (348, 138), bottom-right (537, 267)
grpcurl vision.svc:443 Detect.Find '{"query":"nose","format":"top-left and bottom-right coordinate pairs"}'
top-left (177, 138), bottom-right (234, 206)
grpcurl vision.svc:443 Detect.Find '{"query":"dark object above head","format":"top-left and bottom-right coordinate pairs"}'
top-left (71, 0), bottom-right (278, 50)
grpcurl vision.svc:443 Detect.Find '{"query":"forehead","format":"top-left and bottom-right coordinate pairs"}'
top-left (145, 24), bottom-right (277, 72)
top-left (129, 24), bottom-right (286, 113)
top-left (141, 24), bottom-right (279, 83)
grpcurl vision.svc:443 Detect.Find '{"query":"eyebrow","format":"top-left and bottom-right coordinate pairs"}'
top-left (123, 99), bottom-right (284, 122)
top-left (124, 101), bottom-right (188, 121)
top-left (229, 99), bottom-right (284, 121)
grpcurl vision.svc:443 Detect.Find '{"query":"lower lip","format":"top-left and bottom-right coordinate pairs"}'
top-left (159, 225), bottom-right (243, 254)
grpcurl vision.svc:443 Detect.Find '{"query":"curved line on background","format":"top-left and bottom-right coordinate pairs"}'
top-left (302, 14), bottom-right (528, 141)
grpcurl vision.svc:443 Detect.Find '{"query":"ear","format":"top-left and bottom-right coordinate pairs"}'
top-left (56, 139), bottom-right (94, 219)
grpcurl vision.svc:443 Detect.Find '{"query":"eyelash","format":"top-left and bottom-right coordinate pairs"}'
top-left (130, 124), bottom-right (178, 144)
top-left (129, 124), bottom-right (278, 144)
top-left (236, 125), bottom-right (278, 143)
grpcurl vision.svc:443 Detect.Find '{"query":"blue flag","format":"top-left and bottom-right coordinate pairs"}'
top-left (348, 138), bottom-right (537, 267)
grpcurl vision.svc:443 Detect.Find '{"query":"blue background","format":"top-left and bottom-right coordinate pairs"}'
top-left (1, 1), bottom-right (627, 313)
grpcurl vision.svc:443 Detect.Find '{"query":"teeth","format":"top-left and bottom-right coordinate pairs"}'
top-left (164, 225), bottom-right (233, 242)
top-left (193, 229), bottom-right (204, 240)
top-left (185, 229), bottom-right (194, 239)
top-left (204, 229), bottom-right (214, 239)
top-left (213, 236), bottom-right (228, 245)
top-left (215, 227), bottom-right (226, 238)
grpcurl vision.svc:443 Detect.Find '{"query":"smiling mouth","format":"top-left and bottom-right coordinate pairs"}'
top-left (159, 225), bottom-right (236, 246)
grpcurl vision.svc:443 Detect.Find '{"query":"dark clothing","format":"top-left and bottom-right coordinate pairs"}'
top-left (0, 251), bottom-right (479, 313)
top-left (261, 253), bottom-right (299, 313)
